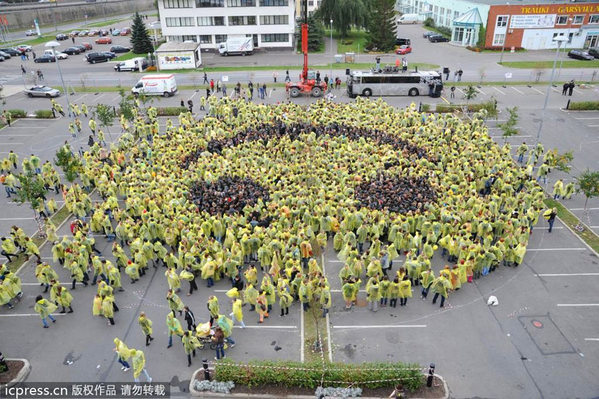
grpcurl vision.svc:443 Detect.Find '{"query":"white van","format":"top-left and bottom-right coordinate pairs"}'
top-left (132, 74), bottom-right (177, 97)
top-left (397, 14), bottom-right (423, 24)
top-left (43, 49), bottom-right (68, 59)
top-left (114, 57), bottom-right (148, 72)
top-left (218, 36), bottom-right (254, 56)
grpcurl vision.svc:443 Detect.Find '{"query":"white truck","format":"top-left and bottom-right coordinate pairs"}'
top-left (397, 14), bottom-right (424, 24)
top-left (218, 36), bottom-right (253, 56)
top-left (132, 74), bottom-right (177, 97)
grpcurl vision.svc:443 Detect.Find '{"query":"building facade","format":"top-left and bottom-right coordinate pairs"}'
top-left (485, 3), bottom-right (599, 49)
top-left (158, 0), bottom-right (296, 49)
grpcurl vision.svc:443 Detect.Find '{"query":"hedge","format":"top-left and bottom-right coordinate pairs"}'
top-left (8, 109), bottom-right (26, 118)
top-left (436, 102), bottom-right (496, 113)
top-left (214, 359), bottom-right (423, 391)
top-left (567, 101), bottom-right (599, 111)
top-left (156, 106), bottom-right (188, 116)
top-left (35, 110), bottom-right (55, 119)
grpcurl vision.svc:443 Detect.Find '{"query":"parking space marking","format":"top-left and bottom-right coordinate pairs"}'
top-left (574, 88), bottom-right (583, 95)
top-left (0, 142), bottom-right (24, 145)
top-left (300, 305), bottom-right (304, 363)
top-left (234, 325), bottom-right (297, 329)
top-left (552, 87), bottom-right (561, 93)
top-left (569, 208), bottom-right (599, 211)
top-left (493, 87), bottom-right (505, 95)
top-left (333, 325), bottom-right (427, 329)
top-left (527, 248), bottom-right (586, 251)
top-left (531, 87), bottom-right (544, 95)
top-left (537, 273), bottom-right (599, 277)
top-left (557, 304), bottom-right (599, 307)
top-left (0, 217), bottom-right (34, 221)
top-left (476, 87), bottom-right (486, 95)
top-left (588, 125), bottom-right (599, 128)
top-left (532, 226), bottom-right (563, 230)
top-left (511, 87), bottom-right (524, 95)
top-left (584, 338), bottom-right (599, 341)
top-left (574, 117), bottom-right (599, 120)
top-left (0, 313), bottom-right (66, 317)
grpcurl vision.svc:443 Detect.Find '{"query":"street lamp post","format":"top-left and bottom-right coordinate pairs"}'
top-left (45, 40), bottom-right (72, 118)
top-left (558, 17), bottom-right (573, 78)
top-left (535, 36), bottom-right (568, 146)
top-left (329, 19), bottom-right (333, 91)
top-left (499, 2), bottom-right (510, 64)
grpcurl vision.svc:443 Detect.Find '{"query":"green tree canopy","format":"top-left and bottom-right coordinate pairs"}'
top-left (131, 12), bottom-right (155, 54)
top-left (366, 0), bottom-right (396, 52)
top-left (317, 0), bottom-right (367, 37)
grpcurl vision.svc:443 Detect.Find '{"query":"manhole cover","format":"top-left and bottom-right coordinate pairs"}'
top-left (532, 320), bottom-right (543, 328)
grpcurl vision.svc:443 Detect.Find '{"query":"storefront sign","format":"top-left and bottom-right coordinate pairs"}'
top-left (510, 14), bottom-right (556, 29)
top-left (158, 51), bottom-right (195, 68)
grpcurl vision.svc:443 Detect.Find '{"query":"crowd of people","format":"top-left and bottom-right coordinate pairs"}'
top-left (1, 95), bottom-right (563, 375)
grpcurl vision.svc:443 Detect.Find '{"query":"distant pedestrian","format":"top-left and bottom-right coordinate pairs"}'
top-left (138, 312), bottom-right (154, 347)
top-left (183, 305), bottom-right (196, 331)
top-left (210, 79), bottom-right (215, 93)
top-left (32, 51), bottom-right (36, 59)
top-left (457, 68), bottom-right (463, 81)
top-left (203, 72), bottom-right (208, 84)
top-left (88, 135), bottom-right (95, 147)
top-left (285, 70), bottom-right (290, 82)
top-left (36, 69), bottom-right (43, 81)
top-left (568, 80), bottom-right (575, 96)
top-left (272, 71), bottom-right (278, 82)
top-left (248, 81), bottom-right (253, 100)
top-left (2, 110), bottom-right (11, 127)
top-left (216, 80), bottom-right (221, 93)
top-left (206, 88), bottom-right (210, 98)
top-left (222, 82), bottom-right (227, 97)
top-left (450, 86), bottom-right (455, 99)
top-left (261, 83), bottom-right (266, 99)
top-left (187, 99), bottom-right (193, 113)
top-left (544, 207), bottom-right (558, 233)
top-left (71, 36), bottom-right (75, 44)
top-left (20, 65), bottom-right (26, 74)
top-left (212, 326), bottom-right (225, 360)
top-left (562, 82), bottom-right (568, 95)
top-left (25, 53), bottom-right (29, 60)
top-left (335, 77), bottom-right (341, 90)
top-left (34, 295), bottom-right (57, 328)
top-left (443, 67), bottom-right (450, 81)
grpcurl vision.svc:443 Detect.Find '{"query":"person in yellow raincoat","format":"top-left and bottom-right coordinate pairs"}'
top-left (201, 257), bottom-right (216, 287)
top-left (398, 275), bottom-right (412, 306)
top-left (125, 260), bottom-right (140, 284)
top-left (167, 289), bottom-right (184, 317)
top-left (92, 294), bottom-right (103, 317)
top-left (420, 268), bottom-right (435, 299)
top-left (207, 295), bottom-right (219, 326)
top-left (256, 291), bottom-right (269, 323)
top-left (54, 284), bottom-right (74, 313)
top-left (113, 338), bottom-right (131, 371)
top-left (230, 297), bottom-right (246, 328)
top-left (165, 267), bottom-right (180, 292)
top-left (34, 295), bottom-right (57, 328)
top-left (182, 330), bottom-right (202, 367)
top-left (102, 295), bottom-right (115, 326)
top-left (244, 284), bottom-right (258, 311)
top-left (138, 312), bottom-right (154, 346)
top-left (166, 312), bottom-right (184, 348)
top-left (130, 349), bottom-right (152, 383)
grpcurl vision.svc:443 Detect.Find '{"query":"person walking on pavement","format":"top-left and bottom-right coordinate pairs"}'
top-left (450, 86), bottom-right (455, 99)
top-left (212, 326), bottom-right (225, 360)
top-left (261, 83), bottom-right (266, 99)
top-left (222, 82), bottom-right (227, 97)
top-left (130, 349), bottom-right (152, 383)
top-left (183, 305), bottom-right (196, 331)
top-left (71, 36), bottom-right (75, 44)
top-left (562, 82), bottom-right (569, 95)
top-left (187, 99), bottom-right (193, 114)
top-left (285, 70), bottom-right (290, 82)
top-left (20, 65), bottom-right (26, 74)
top-left (272, 71), bottom-right (278, 82)
top-left (544, 207), bottom-right (558, 233)
top-left (203, 72), bottom-right (208, 84)
top-left (113, 338), bottom-right (131, 371)
top-left (210, 79), bottom-right (215, 93)
top-left (517, 142), bottom-right (528, 163)
top-left (230, 297), bottom-right (246, 328)
top-left (568, 80), bottom-right (575, 96)
top-left (34, 295), bottom-right (57, 328)
top-left (2, 110), bottom-right (11, 127)
top-left (138, 312), bottom-right (154, 346)
top-left (182, 330), bottom-right (201, 367)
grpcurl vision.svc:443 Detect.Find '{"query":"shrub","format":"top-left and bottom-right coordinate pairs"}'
top-left (436, 101), bottom-right (497, 114)
top-left (436, 26), bottom-right (452, 37)
top-left (420, 103), bottom-right (431, 112)
top-left (156, 106), bottom-right (188, 116)
top-left (8, 109), bottom-right (26, 118)
top-left (35, 110), bottom-right (55, 119)
top-left (423, 17), bottom-right (434, 27)
top-left (568, 101), bottom-right (599, 111)
top-left (214, 359), bottom-right (423, 391)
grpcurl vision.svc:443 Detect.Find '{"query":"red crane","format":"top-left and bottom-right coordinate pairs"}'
top-left (286, 0), bottom-right (327, 98)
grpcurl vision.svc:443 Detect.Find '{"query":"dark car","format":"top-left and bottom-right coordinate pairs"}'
top-left (34, 54), bottom-right (56, 63)
top-left (63, 47), bottom-right (81, 55)
top-left (423, 31), bottom-right (435, 38)
top-left (568, 50), bottom-right (594, 60)
top-left (588, 47), bottom-right (599, 59)
top-left (56, 33), bottom-right (69, 41)
top-left (85, 52), bottom-right (109, 63)
top-left (110, 45), bottom-right (130, 54)
top-left (74, 45), bottom-right (87, 53)
top-left (101, 51), bottom-right (116, 59)
top-left (0, 50), bottom-right (11, 59)
top-left (0, 48), bottom-right (21, 56)
top-left (395, 38), bottom-right (411, 46)
top-left (428, 34), bottom-right (449, 43)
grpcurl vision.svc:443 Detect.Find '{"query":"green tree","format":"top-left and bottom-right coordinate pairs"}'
top-left (14, 172), bottom-right (47, 213)
top-left (317, 0), bottom-right (367, 38)
top-left (130, 12), bottom-right (154, 54)
top-left (575, 169), bottom-right (599, 214)
top-left (307, 16), bottom-right (325, 52)
top-left (463, 85), bottom-right (478, 107)
top-left (54, 146), bottom-right (82, 183)
top-left (366, 0), bottom-right (396, 52)
top-left (499, 106), bottom-right (519, 142)
top-left (118, 88), bottom-right (136, 121)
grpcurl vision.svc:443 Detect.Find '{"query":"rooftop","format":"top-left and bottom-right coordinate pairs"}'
top-left (155, 41), bottom-right (200, 52)
top-left (468, 0), bottom-right (598, 5)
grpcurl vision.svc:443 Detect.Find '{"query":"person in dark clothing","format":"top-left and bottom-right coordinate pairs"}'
top-left (316, 71), bottom-right (321, 84)
top-left (88, 135), bottom-right (95, 147)
top-left (568, 80), bottom-right (575, 96)
top-left (547, 208), bottom-right (557, 233)
top-left (206, 88), bottom-right (210, 98)
top-left (183, 306), bottom-right (196, 331)
top-left (232, 274), bottom-right (244, 291)
top-left (562, 82), bottom-right (569, 95)
top-left (187, 100), bottom-right (193, 113)
top-left (203, 72), bottom-right (209, 84)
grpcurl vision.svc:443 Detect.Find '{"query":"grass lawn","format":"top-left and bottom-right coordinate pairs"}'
top-left (499, 60), bottom-right (599, 69)
top-left (85, 18), bottom-right (130, 28)
top-left (8, 34), bottom-right (66, 47)
top-left (114, 52), bottom-right (145, 61)
top-left (544, 198), bottom-right (599, 254)
top-left (335, 29), bottom-right (369, 54)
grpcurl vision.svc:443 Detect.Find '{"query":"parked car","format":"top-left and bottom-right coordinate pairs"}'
top-left (395, 45), bottom-right (412, 55)
top-left (24, 85), bottom-right (60, 98)
top-left (111, 29), bottom-right (121, 36)
top-left (34, 54), bottom-right (56, 63)
top-left (81, 42), bottom-right (93, 50)
top-left (395, 38), bottom-right (411, 46)
top-left (95, 37), bottom-right (112, 44)
top-left (0, 50), bottom-right (11, 59)
top-left (25, 29), bottom-right (36, 36)
top-left (69, 31), bottom-right (80, 37)
top-left (88, 29), bottom-right (100, 36)
top-left (74, 45), bottom-right (87, 53)
top-left (100, 51), bottom-right (116, 59)
top-left (0, 48), bottom-right (21, 56)
top-left (63, 47), bottom-right (81, 55)
top-left (44, 49), bottom-right (68, 59)
top-left (428, 34), bottom-right (449, 43)
top-left (16, 44), bottom-right (33, 52)
top-left (110, 45), bottom-right (130, 54)
top-left (567, 50), bottom-right (594, 60)
top-left (85, 52), bottom-right (110, 63)
top-left (120, 27), bottom-right (131, 35)
top-left (79, 30), bottom-right (89, 36)
top-left (56, 33), bottom-right (69, 41)
top-left (99, 29), bottom-right (109, 36)
top-left (115, 57), bottom-right (148, 72)
top-left (423, 31), bottom-right (436, 38)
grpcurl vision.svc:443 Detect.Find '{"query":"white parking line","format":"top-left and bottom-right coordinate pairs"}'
top-left (493, 87), bottom-right (505, 95)
top-left (588, 125), bottom-right (599, 128)
top-left (557, 304), bottom-right (599, 307)
top-left (584, 338), bottom-right (599, 341)
top-left (574, 117), bottom-right (599, 120)
top-left (333, 325), bottom-right (427, 329)
top-left (0, 217), bottom-right (34, 221)
top-left (531, 87), bottom-right (544, 95)
top-left (234, 325), bottom-right (297, 329)
top-left (0, 313), bottom-right (66, 317)
top-left (552, 87), bottom-right (561, 93)
top-left (574, 88), bottom-right (583, 95)
top-left (569, 208), bottom-right (599, 211)
top-left (537, 273), bottom-right (599, 277)
top-left (527, 248), bottom-right (586, 251)
top-left (0, 142), bottom-right (24, 145)
top-left (532, 226), bottom-right (563, 230)
top-left (476, 87), bottom-right (486, 95)
top-left (511, 87), bottom-right (524, 95)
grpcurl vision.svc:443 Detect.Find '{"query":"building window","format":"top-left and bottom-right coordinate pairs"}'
top-left (229, 16), bottom-right (256, 25)
top-left (556, 15), bottom-right (568, 25)
top-left (493, 33), bottom-right (505, 46)
top-left (259, 0), bottom-right (288, 5)
top-left (197, 16), bottom-right (225, 25)
top-left (260, 15), bottom-right (288, 25)
top-left (165, 17), bottom-right (195, 27)
top-left (573, 15), bottom-right (584, 25)
top-left (261, 33), bottom-right (288, 42)
top-left (196, 0), bottom-right (224, 7)
top-left (166, 35), bottom-right (197, 41)
top-left (590, 15), bottom-right (599, 24)
top-left (496, 15), bottom-right (508, 28)
top-left (227, 0), bottom-right (255, 6)
top-left (163, 0), bottom-right (193, 8)
top-left (199, 35), bottom-right (213, 43)
top-left (215, 34), bottom-right (228, 43)
top-left (454, 11), bottom-right (459, 20)
top-left (308, 0), bottom-right (313, 5)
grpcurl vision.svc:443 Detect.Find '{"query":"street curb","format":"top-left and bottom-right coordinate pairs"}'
top-left (188, 369), bottom-right (449, 399)
top-left (0, 359), bottom-right (31, 390)
top-left (558, 215), bottom-right (599, 258)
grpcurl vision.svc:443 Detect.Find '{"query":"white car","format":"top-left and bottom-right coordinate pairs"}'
top-left (55, 52), bottom-right (68, 60)
top-left (25, 30), bottom-right (36, 36)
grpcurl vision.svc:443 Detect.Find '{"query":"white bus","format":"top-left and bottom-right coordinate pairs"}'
top-left (346, 69), bottom-right (443, 98)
